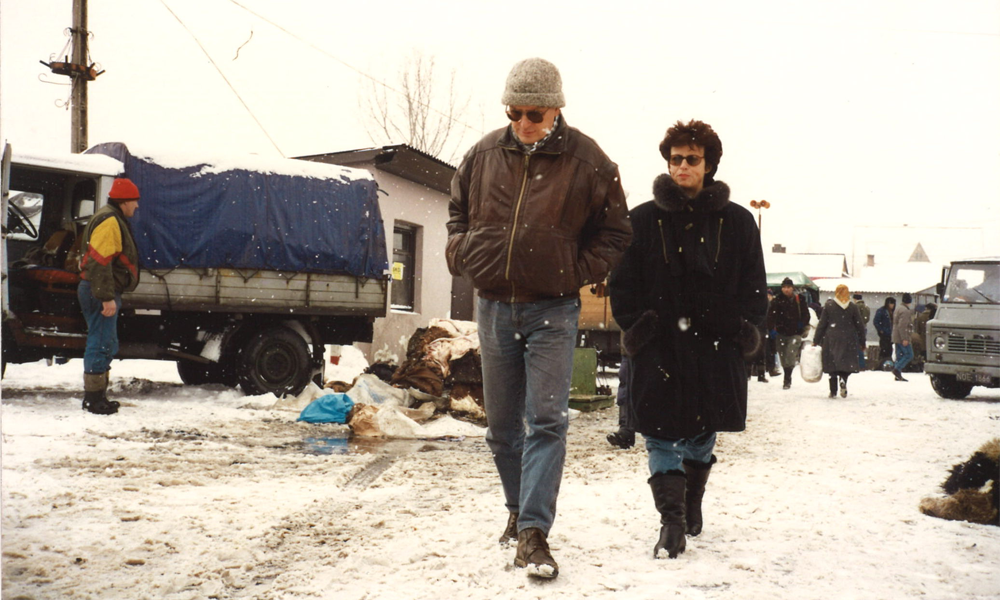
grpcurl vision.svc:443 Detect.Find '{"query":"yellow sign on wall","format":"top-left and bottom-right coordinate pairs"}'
top-left (391, 262), bottom-right (404, 281)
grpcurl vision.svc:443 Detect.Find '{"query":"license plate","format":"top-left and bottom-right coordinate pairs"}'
top-left (956, 372), bottom-right (993, 384)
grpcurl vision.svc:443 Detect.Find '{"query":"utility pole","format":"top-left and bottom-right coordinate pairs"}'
top-left (70, 0), bottom-right (89, 153)
top-left (42, 0), bottom-right (102, 152)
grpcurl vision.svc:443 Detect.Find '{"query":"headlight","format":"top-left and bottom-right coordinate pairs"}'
top-left (933, 335), bottom-right (947, 350)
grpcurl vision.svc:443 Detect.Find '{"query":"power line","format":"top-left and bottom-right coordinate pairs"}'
top-left (158, 0), bottom-right (286, 156)
top-left (225, 0), bottom-right (483, 135)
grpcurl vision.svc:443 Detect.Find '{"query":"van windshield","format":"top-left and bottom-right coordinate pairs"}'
top-left (943, 263), bottom-right (1000, 304)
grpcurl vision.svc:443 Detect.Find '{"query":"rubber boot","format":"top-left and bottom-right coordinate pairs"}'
top-left (98, 371), bottom-right (120, 410)
top-left (683, 455), bottom-right (715, 536)
top-left (783, 370), bottom-right (792, 390)
top-left (828, 375), bottom-right (838, 398)
top-left (649, 471), bottom-right (686, 559)
top-left (83, 372), bottom-right (117, 415)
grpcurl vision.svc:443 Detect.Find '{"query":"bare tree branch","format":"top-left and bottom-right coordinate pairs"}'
top-left (360, 51), bottom-right (472, 164)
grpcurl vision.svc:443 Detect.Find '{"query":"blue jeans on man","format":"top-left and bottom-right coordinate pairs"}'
top-left (477, 296), bottom-right (581, 536)
top-left (77, 280), bottom-right (121, 374)
top-left (894, 342), bottom-right (914, 373)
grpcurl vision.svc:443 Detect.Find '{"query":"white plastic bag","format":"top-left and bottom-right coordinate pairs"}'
top-left (800, 343), bottom-right (824, 383)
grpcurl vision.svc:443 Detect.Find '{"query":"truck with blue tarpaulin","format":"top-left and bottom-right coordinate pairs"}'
top-left (2, 142), bottom-right (389, 396)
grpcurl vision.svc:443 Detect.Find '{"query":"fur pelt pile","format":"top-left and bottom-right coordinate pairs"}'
top-left (919, 438), bottom-right (999, 526)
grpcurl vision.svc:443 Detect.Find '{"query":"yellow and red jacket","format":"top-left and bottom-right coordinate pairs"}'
top-left (79, 203), bottom-right (139, 300)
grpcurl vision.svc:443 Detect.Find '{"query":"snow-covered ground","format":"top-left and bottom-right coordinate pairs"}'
top-left (2, 351), bottom-right (998, 600)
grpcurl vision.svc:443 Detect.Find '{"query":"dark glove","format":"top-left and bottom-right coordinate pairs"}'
top-left (622, 310), bottom-right (659, 357)
top-left (736, 319), bottom-right (762, 359)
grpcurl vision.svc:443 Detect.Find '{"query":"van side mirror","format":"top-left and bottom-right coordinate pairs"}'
top-left (935, 282), bottom-right (944, 297)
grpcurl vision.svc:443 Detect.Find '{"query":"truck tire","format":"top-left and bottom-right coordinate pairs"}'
top-left (238, 326), bottom-right (312, 397)
top-left (177, 359), bottom-right (237, 387)
top-left (929, 374), bottom-right (973, 400)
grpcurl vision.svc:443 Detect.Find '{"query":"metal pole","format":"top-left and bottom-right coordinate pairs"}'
top-left (70, 0), bottom-right (88, 153)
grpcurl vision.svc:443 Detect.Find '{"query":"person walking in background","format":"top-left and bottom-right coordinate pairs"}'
top-left (912, 302), bottom-right (938, 369)
top-left (853, 293), bottom-right (870, 370)
top-left (609, 120), bottom-right (767, 560)
top-left (767, 278), bottom-right (810, 389)
top-left (813, 285), bottom-right (866, 398)
top-left (892, 293), bottom-right (915, 381)
top-left (873, 297), bottom-right (896, 368)
top-left (446, 57), bottom-right (631, 579)
top-left (606, 355), bottom-right (635, 448)
top-left (77, 178), bottom-right (141, 415)
top-left (765, 288), bottom-right (780, 377)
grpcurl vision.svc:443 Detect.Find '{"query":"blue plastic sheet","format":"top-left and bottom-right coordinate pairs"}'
top-left (297, 393), bottom-right (355, 424)
top-left (86, 143), bottom-right (388, 279)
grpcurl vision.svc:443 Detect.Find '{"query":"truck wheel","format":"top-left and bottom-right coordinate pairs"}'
top-left (177, 359), bottom-right (237, 387)
top-left (929, 374), bottom-right (973, 400)
top-left (238, 326), bottom-right (312, 397)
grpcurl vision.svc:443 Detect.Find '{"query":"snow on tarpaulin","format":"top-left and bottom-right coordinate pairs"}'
top-left (85, 142), bottom-right (389, 280)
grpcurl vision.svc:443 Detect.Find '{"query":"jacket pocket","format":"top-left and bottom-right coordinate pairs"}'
top-left (445, 232), bottom-right (467, 277)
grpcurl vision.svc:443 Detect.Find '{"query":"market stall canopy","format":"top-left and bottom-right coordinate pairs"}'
top-left (766, 271), bottom-right (818, 292)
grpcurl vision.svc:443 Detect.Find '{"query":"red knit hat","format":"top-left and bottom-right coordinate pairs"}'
top-left (108, 178), bottom-right (140, 203)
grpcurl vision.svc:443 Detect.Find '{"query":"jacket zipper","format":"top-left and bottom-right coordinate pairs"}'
top-left (505, 154), bottom-right (531, 301)
top-left (657, 219), bottom-right (670, 264)
top-left (715, 217), bottom-right (724, 265)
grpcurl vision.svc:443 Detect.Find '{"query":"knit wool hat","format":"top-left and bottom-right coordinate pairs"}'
top-left (781, 277), bottom-right (794, 287)
top-left (501, 58), bottom-right (565, 108)
top-left (108, 178), bottom-right (140, 203)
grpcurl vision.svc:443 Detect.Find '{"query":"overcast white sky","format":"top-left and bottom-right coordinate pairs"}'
top-left (2, 0), bottom-right (998, 259)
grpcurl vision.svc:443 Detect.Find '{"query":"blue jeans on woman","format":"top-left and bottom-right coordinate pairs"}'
top-left (77, 280), bottom-right (121, 374)
top-left (477, 296), bottom-right (581, 536)
top-left (645, 431), bottom-right (717, 476)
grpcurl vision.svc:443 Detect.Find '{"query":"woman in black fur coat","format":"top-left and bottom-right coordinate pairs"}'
top-left (609, 120), bottom-right (767, 560)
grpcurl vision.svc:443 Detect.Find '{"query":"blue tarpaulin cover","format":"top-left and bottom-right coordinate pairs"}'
top-left (297, 393), bottom-right (355, 424)
top-left (86, 143), bottom-right (388, 279)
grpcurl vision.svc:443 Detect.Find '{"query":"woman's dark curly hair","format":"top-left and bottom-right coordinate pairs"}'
top-left (659, 120), bottom-right (723, 179)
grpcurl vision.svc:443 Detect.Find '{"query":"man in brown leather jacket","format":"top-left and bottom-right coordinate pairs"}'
top-left (446, 57), bottom-right (631, 579)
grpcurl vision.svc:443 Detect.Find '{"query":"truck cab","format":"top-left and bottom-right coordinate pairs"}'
top-left (2, 146), bottom-right (122, 369)
top-left (924, 258), bottom-right (1000, 399)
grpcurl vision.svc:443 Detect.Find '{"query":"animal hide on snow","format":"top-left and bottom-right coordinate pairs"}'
top-left (919, 438), bottom-right (999, 526)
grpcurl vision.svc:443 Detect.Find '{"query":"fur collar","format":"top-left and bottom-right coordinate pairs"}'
top-left (652, 174), bottom-right (730, 213)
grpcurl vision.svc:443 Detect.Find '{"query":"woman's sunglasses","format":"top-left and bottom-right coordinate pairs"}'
top-left (506, 107), bottom-right (550, 124)
top-left (668, 154), bottom-right (705, 167)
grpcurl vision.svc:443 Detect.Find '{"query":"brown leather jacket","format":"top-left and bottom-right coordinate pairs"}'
top-left (446, 118), bottom-right (631, 303)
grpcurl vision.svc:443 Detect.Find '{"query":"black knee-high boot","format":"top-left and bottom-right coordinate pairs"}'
top-left (829, 375), bottom-right (838, 398)
top-left (683, 455), bottom-right (716, 536)
top-left (649, 471), bottom-right (686, 559)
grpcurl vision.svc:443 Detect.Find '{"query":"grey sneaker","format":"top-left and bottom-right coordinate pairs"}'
top-left (514, 527), bottom-right (558, 579)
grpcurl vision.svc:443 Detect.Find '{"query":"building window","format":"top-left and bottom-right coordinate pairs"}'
top-left (391, 225), bottom-right (416, 312)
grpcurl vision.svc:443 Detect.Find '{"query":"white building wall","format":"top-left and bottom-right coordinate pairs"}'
top-left (356, 168), bottom-right (452, 365)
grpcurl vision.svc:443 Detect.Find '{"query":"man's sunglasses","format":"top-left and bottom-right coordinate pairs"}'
top-left (506, 107), bottom-right (549, 124)
top-left (669, 154), bottom-right (705, 167)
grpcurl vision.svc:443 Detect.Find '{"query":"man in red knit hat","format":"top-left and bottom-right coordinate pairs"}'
top-left (77, 178), bottom-right (141, 414)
